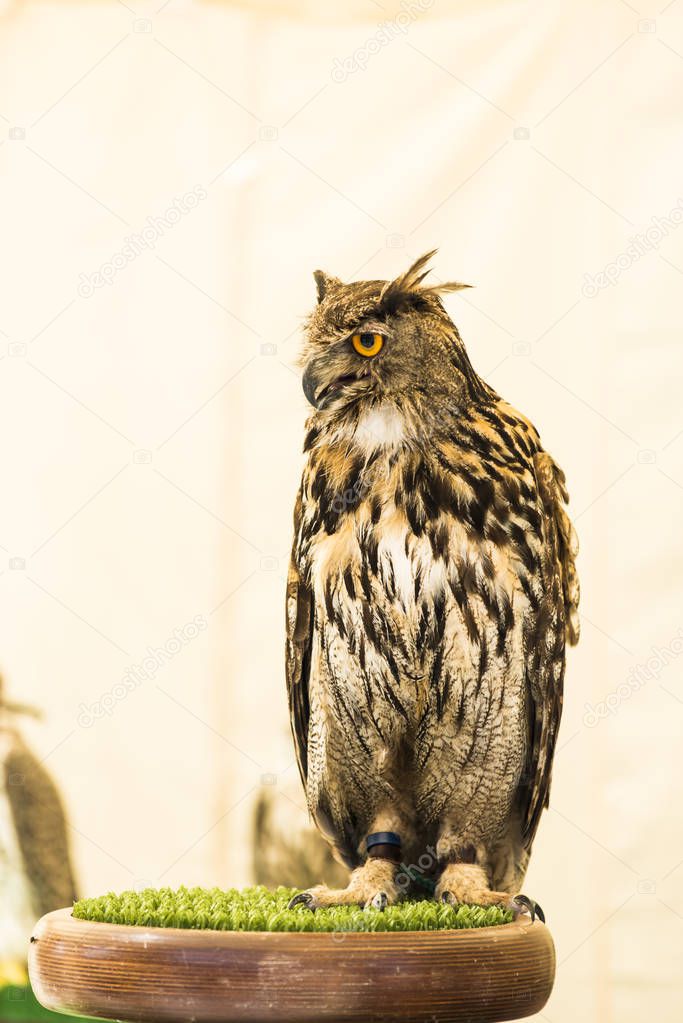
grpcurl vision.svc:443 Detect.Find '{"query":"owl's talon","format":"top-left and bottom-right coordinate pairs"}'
top-left (364, 891), bottom-right (388, 911)
top-left (288, 891), bottom-right (316, 911)
top-left (510, 894), bottom-right (545, 923)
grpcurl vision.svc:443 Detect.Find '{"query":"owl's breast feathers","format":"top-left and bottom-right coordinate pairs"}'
top-left (286, 398), bottom-right (579, 853)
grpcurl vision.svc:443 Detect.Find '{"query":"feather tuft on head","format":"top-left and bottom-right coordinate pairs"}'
top-left (379, 250), bottom-right (471, 314)
top-left (313, 270), bottom-right (342, 304)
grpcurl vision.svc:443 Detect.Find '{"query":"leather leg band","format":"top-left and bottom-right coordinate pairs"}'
top-left (366, 831), bottom-right (402, 862)
top-left (367, 845), bottom-right (402, 862)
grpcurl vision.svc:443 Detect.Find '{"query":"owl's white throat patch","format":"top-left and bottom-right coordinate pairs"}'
top-left (350, 404), bottom-right (406, 453)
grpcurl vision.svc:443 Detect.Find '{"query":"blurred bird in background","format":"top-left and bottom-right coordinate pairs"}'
top-left (286, 252), bottom-right (579, 916)
top-left (252, 781), bottom-right (349, 892)
top-left (0, 676), bottom-right (78, 987)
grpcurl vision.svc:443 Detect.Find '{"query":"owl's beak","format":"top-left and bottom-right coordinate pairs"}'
top-left (303, 355), bottom-right (361, 410)
top-left (302, 357), bottom-right (325, 409)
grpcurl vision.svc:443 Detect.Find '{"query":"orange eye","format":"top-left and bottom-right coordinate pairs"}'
top-left (351, 332), bottom-right (384, 357)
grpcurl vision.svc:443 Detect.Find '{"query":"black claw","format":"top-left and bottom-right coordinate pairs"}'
top-left (288, 892), bottom-right (315, 911)
top-left (512, 894), bottom-right (545, 923)
top-left (365, 891), bottom-right (388, 911)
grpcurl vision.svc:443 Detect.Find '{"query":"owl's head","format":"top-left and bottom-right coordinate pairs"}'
top-left (300, 251), bottom-right (491, 425)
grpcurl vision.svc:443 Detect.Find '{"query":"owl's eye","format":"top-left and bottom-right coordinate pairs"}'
top-left (351, 332), bottom-right (384, 357)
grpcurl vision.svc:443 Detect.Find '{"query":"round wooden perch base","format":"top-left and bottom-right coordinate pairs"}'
top-left (29, 908), bottom-right (555, 1023)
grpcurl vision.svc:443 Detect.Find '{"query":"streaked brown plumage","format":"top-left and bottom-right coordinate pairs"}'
top-left (286, 252), bottom-right (579, 912)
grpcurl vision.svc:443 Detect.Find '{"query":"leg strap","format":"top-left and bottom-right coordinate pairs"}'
top-left (366, 831), bottom-right (402, 862)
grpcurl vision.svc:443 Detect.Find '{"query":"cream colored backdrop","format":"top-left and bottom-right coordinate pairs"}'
top-left (1, 0), bottom-right (682, 1019)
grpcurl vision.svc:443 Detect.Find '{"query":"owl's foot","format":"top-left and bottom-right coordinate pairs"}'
top-left (435, 863), bottom-right (545, 922)
top-left (288, 857), bottom-right (399, 911)
top-left (509, 894), bottom-right (545, 923)
top-left (435, 863), bottom-right (511, 909)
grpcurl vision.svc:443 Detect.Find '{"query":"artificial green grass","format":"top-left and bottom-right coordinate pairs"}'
top-left (72, 885), bottom-right (513, 932)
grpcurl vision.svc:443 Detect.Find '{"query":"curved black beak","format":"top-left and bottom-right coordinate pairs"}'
top-left (302, 356), bottom-right (325, 409)
top-left (303, 355), bottom-right (362, 410)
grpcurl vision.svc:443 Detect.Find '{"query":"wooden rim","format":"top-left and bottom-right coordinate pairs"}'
top-left (29, 908), bottom-right (555, 1023)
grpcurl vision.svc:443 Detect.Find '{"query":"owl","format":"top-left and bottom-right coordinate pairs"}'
top-left (286, 252), bottom-right (579, 917)
top-left (0, 677), bottom-right (78, 984)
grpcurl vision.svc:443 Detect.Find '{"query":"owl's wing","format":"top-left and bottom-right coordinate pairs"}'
top-left (520, 450), bottom-right (580, 852)
top-left (285, 493), bottom-right (313, 790)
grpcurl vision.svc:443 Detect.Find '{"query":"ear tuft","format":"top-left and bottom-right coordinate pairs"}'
top-left (379, 250), bottom-right (472, 312)
top-left (313, 270), bottom-right (341, 304)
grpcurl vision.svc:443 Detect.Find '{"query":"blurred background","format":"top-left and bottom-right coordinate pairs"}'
top-left (0, 0), bottom-right (682, 1020)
